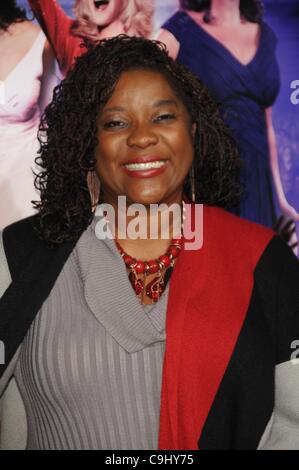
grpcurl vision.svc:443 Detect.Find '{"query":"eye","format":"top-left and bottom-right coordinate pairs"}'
top-left (103, 120), bottom-right (127, 130)
top-left (153, 113), bottom-right (176, 123)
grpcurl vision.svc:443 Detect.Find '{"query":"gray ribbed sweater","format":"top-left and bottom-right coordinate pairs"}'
top-left (1, 216), bottom-right (169, 450)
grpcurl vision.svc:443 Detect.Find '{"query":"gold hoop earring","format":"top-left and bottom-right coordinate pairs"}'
top-left (87, 171), bottom-right (100, 212)
top-left (189, 165), bottom-right (195, 203)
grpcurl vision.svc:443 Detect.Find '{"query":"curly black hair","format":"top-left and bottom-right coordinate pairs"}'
top-left (180, 0), bottom-right (264, 23)
top-left (0, 0), bottom-right (28, 30)
top-left (34, 35), bottom-right (242, 245)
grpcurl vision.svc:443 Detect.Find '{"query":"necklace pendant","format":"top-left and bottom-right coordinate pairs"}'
top-left (129, 271), bottom-right (144, 296)
top-left (146, 275), bottom-right (165, 302)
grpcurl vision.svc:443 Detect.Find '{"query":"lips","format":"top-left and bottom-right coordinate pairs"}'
top-left (121, 157), bottom-right (169, 178)
top-left (123, 161), bottom-right (166, 171)
top-left (122, 156), bottom-right (167, 166)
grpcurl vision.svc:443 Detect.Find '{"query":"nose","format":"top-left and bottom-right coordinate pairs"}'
top-left (127, 123), bottom-right (158, 149)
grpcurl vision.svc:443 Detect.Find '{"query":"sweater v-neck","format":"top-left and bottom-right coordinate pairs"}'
top-left (74, 215), bottom-right (169, 353)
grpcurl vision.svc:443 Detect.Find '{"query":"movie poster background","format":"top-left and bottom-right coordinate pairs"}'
top-left (17, 0), bottom-right (299, 244)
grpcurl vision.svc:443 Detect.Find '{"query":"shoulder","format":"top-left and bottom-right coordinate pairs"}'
top-left (2, 215), bottom-right (81, 282)
top-left (202, 205), bottom-right (276, 269)
top-left (26, 21), bottom-right (40, 34)
top-left (0, 215), bottom-right (39, 300)
top-left (162, 9), bottom-right (189, 33)
top-left (12, 21), bottom-right (43, 50)
top-left (203, 205), bottom-right (299, 293)
top-left (254, 232), bottom-right (299, 294)
top-left (261, 20), bottom-right (278, 46)
top-left (156, 28), bottom-right (180, 59)
top-left (204, 205), bottom-right (274, 244)
top-left (17, 20), bottom-right (40, 37)
top-left (2, 215), bottom-right (45, 279)
top-left (3, 214), bottom-right (40, 246)
top-left (204, 205), bottom-right (298, 277)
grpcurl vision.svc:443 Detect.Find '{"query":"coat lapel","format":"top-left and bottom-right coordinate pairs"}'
top-left (158, 205), bottom-right (274, 449)
top-left (0, 217), bottom-right (77, 378)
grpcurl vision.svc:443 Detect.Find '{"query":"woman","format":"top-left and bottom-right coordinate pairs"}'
top-left (157, 0), bottom-right (299, 227)
top-left (27, 0), bottom-right (154, 75)
top-left (0, 36), bottom-right (299, 450)
top-left (0, 0), bottom-right (57, 229)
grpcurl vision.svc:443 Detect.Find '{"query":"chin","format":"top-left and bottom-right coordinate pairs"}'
top-left (95, 18), bottom-right (113, 27)
top-left (94, 11), bottom-right (118, 27)
top-left (126, 192), bottom-right (166, 207)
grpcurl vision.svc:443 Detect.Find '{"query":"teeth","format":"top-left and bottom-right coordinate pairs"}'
top-left (124, 161), bottom-right (166, 171)
top-left (94, 0), bottom-right (109, 8)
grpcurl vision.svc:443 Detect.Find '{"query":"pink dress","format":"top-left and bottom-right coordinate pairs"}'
top-left (0, 31), bottom-right (46, 229)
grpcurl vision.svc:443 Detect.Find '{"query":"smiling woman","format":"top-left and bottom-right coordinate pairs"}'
top-left (96, 68), bottom-right (195, 207)
top-left (32, 35), bottom-right (241, 244)
top-left (0, 36), bottom-right (299, 450)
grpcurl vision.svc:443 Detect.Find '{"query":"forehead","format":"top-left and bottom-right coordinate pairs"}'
top-left (104, 69), bottom-right (183, 106)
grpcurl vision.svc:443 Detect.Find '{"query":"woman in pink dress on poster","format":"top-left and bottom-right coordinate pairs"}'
top-left (28, 0), bottom-right (154, 75)
top-left (0, 1), bottom-right (57, 229)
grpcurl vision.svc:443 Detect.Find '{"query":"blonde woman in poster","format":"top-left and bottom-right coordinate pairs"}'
top-left (0, 0), bottom-right (57, 229)
top-left (28, 0), bottom-right (154, 75)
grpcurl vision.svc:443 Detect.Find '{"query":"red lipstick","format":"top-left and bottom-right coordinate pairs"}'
top-left (121, 156), bottom-right (169, 179)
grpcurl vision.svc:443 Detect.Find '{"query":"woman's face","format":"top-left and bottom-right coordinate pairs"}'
top-left (73, 0), bottom-right (124, 27)
top-left (95, 69), bottom-right (195, 207)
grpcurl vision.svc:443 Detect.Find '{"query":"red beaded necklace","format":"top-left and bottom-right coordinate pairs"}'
top-left (115, 237), bottom-right (184, 303)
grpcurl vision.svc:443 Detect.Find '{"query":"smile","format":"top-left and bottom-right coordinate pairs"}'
top-left (121, 160), bottom-right (169, 179)
top-left (123, 161), bottom-right (167, 171)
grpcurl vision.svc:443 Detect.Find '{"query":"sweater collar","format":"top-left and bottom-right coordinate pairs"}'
top-left (75, 214), bottom-right (168, 353)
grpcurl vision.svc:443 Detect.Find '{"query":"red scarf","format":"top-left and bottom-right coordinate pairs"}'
top-left (158, 205), bottom-right (274, 450)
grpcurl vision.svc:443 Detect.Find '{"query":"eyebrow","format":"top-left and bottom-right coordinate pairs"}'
top-left (152, 99), bottom-right (178, 108)
top-left (103, 99), bottom-right (179, 113)
top-left (102, 106), bottom-right (126, 113)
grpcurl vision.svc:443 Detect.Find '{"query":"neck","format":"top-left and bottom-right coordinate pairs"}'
top-left (118, 209), bottom-right (182, 260)
top-left (0, 23), bottom-right (16, 36)
top-left (209, 0), bottom-right (241, 26)
top-left (100, 195), bottom-right (184, 259)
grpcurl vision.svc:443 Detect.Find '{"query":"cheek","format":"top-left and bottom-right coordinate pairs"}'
top-left (95, 136), bottom-right (122, 176)
top-left (74, 0), bottom-right (93, 17)
top-left (96, 133), bottom-right (117, 158)
top-left (173, 130), bottom-right (194, 166)
top-left (174, 137), bottom-right (194, 185)
top-left (110, 0), bottom-right (124, 22)
top-left (95, 152), bottom-right (114, 188)
top-left (113, 0), bottom-right (124, 15)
